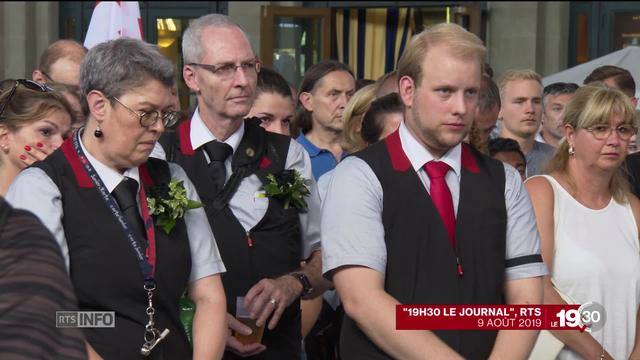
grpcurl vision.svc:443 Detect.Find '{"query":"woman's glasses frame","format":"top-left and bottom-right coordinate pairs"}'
top-left (585, 124), bottom-right (638, 141)
top-left (111, 96), bottom-right (180, 128)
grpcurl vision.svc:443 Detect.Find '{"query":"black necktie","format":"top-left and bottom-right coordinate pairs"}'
top-left (112, 177), bottom-right (147, 247)
top-left (203, 141), bottom-right (233, 195)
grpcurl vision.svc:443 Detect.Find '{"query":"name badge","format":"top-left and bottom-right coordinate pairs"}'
top-left (254, 190), bottom-right (268, 210)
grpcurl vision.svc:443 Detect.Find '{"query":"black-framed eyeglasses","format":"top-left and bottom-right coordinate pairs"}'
top-left (187, 59), bottom-right (261, 79)
top-left (585, 124), bottom-right (638, 141)
top-left (111, 96), bottom-right (180, 128)
top-left (0, 79), bottom-right (51, 119)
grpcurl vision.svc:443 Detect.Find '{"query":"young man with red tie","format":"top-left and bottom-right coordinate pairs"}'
top-left (321, 23), bottom-right (547, 360)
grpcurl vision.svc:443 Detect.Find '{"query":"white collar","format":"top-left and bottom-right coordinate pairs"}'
top-left (80, 133), bottom-right (140, 193)
top-left (190, 107), bottom-right (244, 153)
top-left (398, 121), bottom-right (461, 177)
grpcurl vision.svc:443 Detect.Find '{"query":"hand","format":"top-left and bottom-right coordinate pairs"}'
top-left (19, 142), bottom-right (51, 166)
top-left (86, 342), bottom-right (104, 360)
top-left (244, 276), bottom-right (303, 330)
top-left (225, 313), bottom-right (267, 357)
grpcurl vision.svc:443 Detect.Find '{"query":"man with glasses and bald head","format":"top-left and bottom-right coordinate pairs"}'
top-left (156, 13), bottom-right (327, 359)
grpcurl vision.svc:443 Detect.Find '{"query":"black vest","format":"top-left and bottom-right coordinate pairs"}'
top-left (160, 118), bottom-right (302, 360)
top-left (341, 131), bottom-right (507, 360)
top-left (35, 139), bottom-right (192, 360)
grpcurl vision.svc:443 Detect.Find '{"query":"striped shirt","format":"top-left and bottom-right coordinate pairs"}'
top-left (0, 197), bottom-right (86, 360)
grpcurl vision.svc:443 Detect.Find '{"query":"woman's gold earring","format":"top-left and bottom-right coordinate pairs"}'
top-left (568, 145), bottom-right (575, 156)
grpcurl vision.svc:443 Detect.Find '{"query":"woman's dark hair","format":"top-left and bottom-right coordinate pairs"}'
top-left (257, 67), bottom-right (292, 99)
top-left (361, 92), bottom-right (403, 144)
top-left (293, 60), bottom-right (353, 136)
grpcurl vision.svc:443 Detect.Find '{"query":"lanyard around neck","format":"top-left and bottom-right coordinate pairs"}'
top-left (72, 130), bottom-right (157, 284)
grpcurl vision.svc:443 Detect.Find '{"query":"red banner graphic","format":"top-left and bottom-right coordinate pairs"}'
top-left (396, 304), bottom-right (602, 332)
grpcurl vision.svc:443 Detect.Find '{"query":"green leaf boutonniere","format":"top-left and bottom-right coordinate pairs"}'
top-left (147, 179), bottom-right (202, 234)
top-left (263, 169), bottom-right (311, 210)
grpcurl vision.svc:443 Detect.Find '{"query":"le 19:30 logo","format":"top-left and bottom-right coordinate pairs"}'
top-left (556, 302), bottom-right (606, 332)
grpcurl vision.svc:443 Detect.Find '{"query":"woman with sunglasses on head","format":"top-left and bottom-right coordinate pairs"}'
top-left (7, 38), bottom-right (227, 360)
top-left (0, 79), bottom-right (72, 195)
top-left (525, 84), bottom-right (640, 360)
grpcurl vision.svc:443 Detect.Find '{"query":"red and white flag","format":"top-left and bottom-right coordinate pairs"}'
top-left (84, 1), bottom-right (143, 49)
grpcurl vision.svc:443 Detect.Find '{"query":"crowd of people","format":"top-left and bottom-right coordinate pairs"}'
top-left (0, 12), bottom-right (639, 360)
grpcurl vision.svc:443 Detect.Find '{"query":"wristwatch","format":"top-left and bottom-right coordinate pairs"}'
top-left (289, 272), bottom-right (313, 297)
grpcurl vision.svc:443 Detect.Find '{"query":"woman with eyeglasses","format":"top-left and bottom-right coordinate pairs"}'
top-left (0, 79), bottom-right (72, 195)
top-left (7, 38), bottom-right (227, 360)
top-left (525, 84), bottom-right (640, 360)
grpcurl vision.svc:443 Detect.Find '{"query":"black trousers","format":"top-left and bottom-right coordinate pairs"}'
top-left (305, 300), bottom-right (343, 360)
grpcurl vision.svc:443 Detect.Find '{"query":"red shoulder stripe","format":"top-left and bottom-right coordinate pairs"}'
top-left (461, 143), bottom-right (480, 174)
top-left (178, 119), bottom-right (195, 155)
top-left (385, 129), bottom-right (411, 172)
top-left (60, 138), bottom-right (93, 188)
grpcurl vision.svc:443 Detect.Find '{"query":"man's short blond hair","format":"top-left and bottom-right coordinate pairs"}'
top-left (397, 23), bottom-right (486, 87)
top-left (498, 69), bottom-right (542, 99)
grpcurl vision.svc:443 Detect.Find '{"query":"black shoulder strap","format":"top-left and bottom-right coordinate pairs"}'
top-left (210, 119), bottom-right (266, 211)
top-left (211, 167), bottom-right (248, 211)
top-left (211, 118), bottom-right (290, 211)
top-left (144, 157), bottom-right (172, 186)
top-left (210, 133), bottom-right (291, 211)
top-left (0, 198), bottom-right (12, 234)
top-left (254, 131), bottom-right (290, 184)
top-left (158, 129), bottom-right (179, 163)
top-left (174, 118), bottom-right (290, 212)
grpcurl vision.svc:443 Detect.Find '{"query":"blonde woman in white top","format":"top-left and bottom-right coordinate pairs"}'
top-left (526, 84), bottom-right (640, 360)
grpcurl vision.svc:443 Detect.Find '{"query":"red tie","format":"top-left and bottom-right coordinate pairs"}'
top-left (425, 161), bottom-right (456, 247)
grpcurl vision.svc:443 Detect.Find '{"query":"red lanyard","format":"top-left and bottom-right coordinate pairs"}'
top-left (138, 184), bottom-right (156, 277)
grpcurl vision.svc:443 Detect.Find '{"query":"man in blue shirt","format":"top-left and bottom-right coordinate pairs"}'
top-left (295, 60), bottom-right (356, 180)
